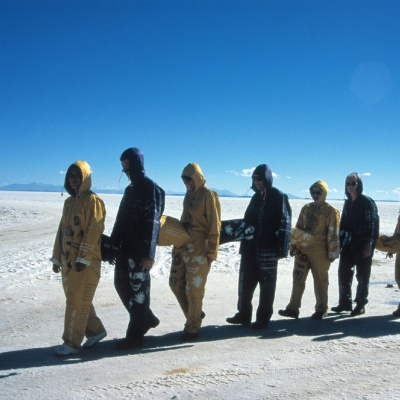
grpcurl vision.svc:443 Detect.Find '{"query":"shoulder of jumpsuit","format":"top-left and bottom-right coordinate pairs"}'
top-left (328, 203), bottom-right (340, 215)
top-left (89, 191), bottom-right (106, 210)
top-left (203, 186), bottom-right (218, 198)
top-left (272, 187), bottom-right (290, 201)
top-left (363, 194), bottom-right (378, 208)
top-left (357, 194), bottom-right (377, 213)
top-left (132, 176), bottom-right (156, 195)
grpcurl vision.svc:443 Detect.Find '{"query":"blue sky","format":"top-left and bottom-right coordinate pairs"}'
top-left (1, 0), bottom-right (400, 200)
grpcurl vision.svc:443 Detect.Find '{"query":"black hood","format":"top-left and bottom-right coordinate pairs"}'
top-left (120, 147), bottom-right (146, 181)
top-left (345, 172), bottom-right (364, 199)
top-left (251, 164), bottom-right (273, 191)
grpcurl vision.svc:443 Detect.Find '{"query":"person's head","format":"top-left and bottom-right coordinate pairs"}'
top-left (309, 180), bottom-right (328, 205)
top-left (181, 163), bottom-right (206, 192)
top-left (345, 172), bottom-right (363, 199)
top-left (182, 175), bottom-right (195, 191)
top-left (64, 161), bottom-right (92, 196)
top-left (251, 164), bottom-right (273, 192)
top-left (120, 147), bottom-right (146, 181)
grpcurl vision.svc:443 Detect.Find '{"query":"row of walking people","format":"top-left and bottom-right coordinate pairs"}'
top-left (51, 146), bottom-right (397, 356)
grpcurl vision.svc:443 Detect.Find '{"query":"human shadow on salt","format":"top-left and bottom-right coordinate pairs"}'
top-left (153, 313), bottom-right (400, 345)
top-left (256, 313), bottom-right (400, 342)
top-left (0, 338), bottom-right (192, 373)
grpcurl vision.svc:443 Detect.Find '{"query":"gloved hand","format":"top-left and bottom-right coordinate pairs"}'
top-left (386, 253), bottom-right (394, 259)
top-left (75, 262), bottom-right (86, 272)
top-left (53, 264), bottom-right (61, 273)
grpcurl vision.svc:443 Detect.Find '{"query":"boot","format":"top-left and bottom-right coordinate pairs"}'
top-left (226, 313), bottom-right (251, 325)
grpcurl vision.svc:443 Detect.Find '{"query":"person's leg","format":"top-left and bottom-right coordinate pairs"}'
top-left (85, 264), bottom-right (106, 338)
top-left (114, 258), bottom-right (131, 311)
top-left (352, 254), bottom-right (372, 315)
top-left (309, 252), bottom-right (330, 314)
top-left (126, 261), bottom-right (151, 339)
top-left (285, 252), bottom-right (311, 315)
top-left (115, 257), bottom-right (151, 348)
top-left (182, 254), bottom-right (211, 335)
top-left (169, 247), bottom-right (189, 317)
top-left (255, 249), bottom-right (278, 327)
top-left (236, 248), bottom-right (258, 321)
top-left (62, 265), bottom-right (101, 349)
top-left (333, 247), bottom-right (354, 311)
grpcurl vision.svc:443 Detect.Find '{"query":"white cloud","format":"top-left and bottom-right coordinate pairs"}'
top-left (330, 188), bottom-right (339, 193)
top-left (362, 172), bottom-right (371, 176)
top-left (59, 170), bottom-right (66, 175)
top-left (241, 168), bottom-right (255, 177)
top-left (392, 188), bottom-right (400, 197)
top-left (226, 168), bottom-right (279, 179)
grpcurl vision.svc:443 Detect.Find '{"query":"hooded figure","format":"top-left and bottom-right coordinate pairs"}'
top-left (279, 180), bottom-right (340, 320)
top-left (169, 163), bottom-right (221, 341)
top-left (51, 161), bottom-right (107, 355)
top-left (331, 172), bottom-right (379, 316)
top-left (111, 147), bottom-right (165, 349)
top-left (226, 164), bottom-right (292, 329)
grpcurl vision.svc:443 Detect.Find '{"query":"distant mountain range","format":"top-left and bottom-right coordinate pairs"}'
top-left (0, 182), bottom-right (304, 199)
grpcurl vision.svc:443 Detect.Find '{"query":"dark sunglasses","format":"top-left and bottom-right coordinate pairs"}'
top-left (311, 190), bottom-right (322, 196)
top-left (346, 181), bottom-right (358, 186)
top-left (182, 176), bottom-right (192, 182)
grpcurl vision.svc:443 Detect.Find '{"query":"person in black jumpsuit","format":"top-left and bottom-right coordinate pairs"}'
top-left (226, 164), bottom-right (292, 329)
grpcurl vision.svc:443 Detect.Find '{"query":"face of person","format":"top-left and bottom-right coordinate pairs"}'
top-left (121, 159), bottom-right (130, 180)
top-left (182, 176), bottom-right (195, 191)
top-left (68, 166), bottom-right (82, 194)
top-left (346, 177), bottom-right (358, 196)
top-left (310, 186), bottom-right (323, 202)
top-left (252, 175), bottom-right (265, 191)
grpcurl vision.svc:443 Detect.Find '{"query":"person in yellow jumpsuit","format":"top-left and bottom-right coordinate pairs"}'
top-left (375, 212), bottom-right (400, 317)
top-left (169, 163), bottom-right (221, 341)
top-left (51, 161), bottom-right (106, 355)
top-left (279, 180), bottom-right (340, 320)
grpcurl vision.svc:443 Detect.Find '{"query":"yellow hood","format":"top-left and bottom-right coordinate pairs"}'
top-left (64, 160), bottom-right (92, 196)
top-left (309, 180), bottom-right (328, 206)
top-left (181, 163), bottom-right (206, 192)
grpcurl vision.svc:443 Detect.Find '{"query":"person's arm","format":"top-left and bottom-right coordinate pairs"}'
top-left (205, 191), bottom-right (221, 263)
top-left (51, 220), bottom-right (63, 273)
top-left (141, 185), bottom-right (165, 266)
top-left (363, 197), bottom-right (379, 258)
top-left (327, 207), bottom-right (340, 261)
top-left (277, 194), bottom-right (292, 258)
top-left (76, 196), bottom-right (106, 270)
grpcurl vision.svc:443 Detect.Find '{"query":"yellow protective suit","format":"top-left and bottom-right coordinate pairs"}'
top-left (51, 161), bottom-right (106, 349)
top-left (169, 163), bottom-right (221, 334)
top-left (286, 180), bottom-right (340, 315)
top-left (376, 215), bottom-right (400, 289)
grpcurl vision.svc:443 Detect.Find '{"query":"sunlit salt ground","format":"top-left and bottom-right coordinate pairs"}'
top-left (0, 191), bottom-right (399, 291)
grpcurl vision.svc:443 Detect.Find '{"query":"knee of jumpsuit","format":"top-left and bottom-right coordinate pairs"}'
top-left (128, 266), bottom-right (150, 310)
top-left (169, 249), bottom-right (187, 294)
top-left (308, 252), bottom-right (330, 281)
top-left (292, 255), bottom-right (310, 286)
top-left (185, 257), bottom-right (210, 296)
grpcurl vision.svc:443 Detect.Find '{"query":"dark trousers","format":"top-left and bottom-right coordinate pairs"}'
top-left (114, 256), bottom-right (156, 340)
top-left (337, 246), bottom-right (372, 307)
top-left (237, 247), bottom-right (278, 324)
